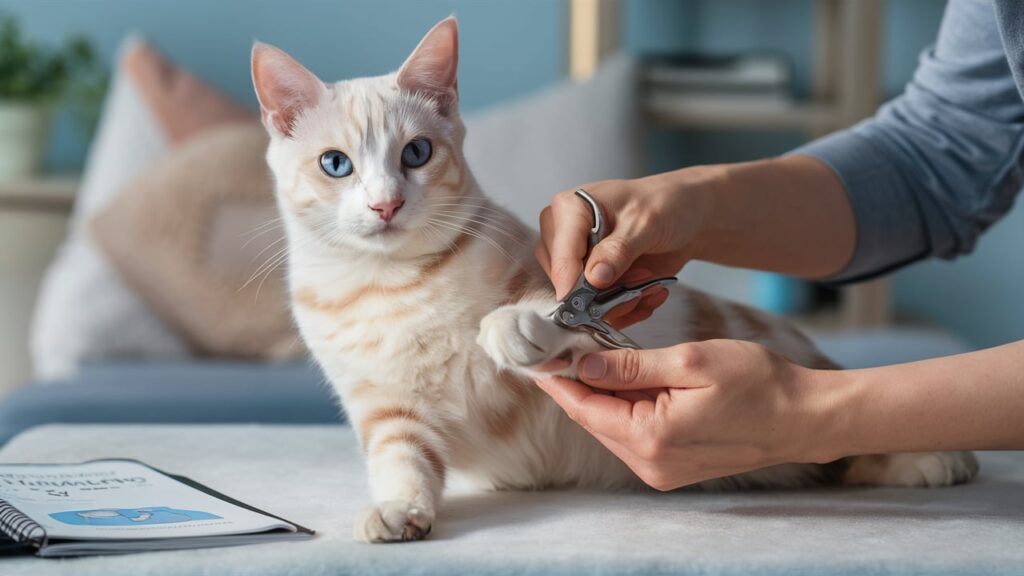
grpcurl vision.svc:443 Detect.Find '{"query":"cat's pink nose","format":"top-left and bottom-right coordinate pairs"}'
top-left (369, 199), bottom-right (405, 222)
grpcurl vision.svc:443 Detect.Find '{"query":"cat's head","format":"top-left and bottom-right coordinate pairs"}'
top-left (252, 17), bottom-right (470, 257)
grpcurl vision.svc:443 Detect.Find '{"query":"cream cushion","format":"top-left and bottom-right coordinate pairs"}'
top-left (90, 124), bottom-right (300, 360)
top-left (30, 37), bottom-right (252, 379)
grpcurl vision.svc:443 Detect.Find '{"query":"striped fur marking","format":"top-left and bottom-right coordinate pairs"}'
top-left (730, 303), bottom-right (773, 339)
top-left (293, 225), bottom-right (477, 316)
top-left (503, 266), bottom-right (537, 304)
top-left (359, 406), bottom-right (434, 445)
top-left (687, 289), bottom-right (728, 342)
top-left (372, 431), bottom-right (447, 481)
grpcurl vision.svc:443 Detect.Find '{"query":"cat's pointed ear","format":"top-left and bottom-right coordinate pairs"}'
top-left (397, 16), bottom-right (459, 115)
top-left (251, 42), bottom-right (326, 138)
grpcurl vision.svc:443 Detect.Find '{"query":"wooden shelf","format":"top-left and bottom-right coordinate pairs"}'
top-left (571, 0), bottom-right (891, 329)
top-left (0, 176), bottom-right (79, 213)
top-left (644, 98), bottom-right (842, 133)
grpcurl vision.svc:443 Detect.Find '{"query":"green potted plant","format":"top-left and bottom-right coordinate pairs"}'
top-left (0, 14), bottom-right (98, 182)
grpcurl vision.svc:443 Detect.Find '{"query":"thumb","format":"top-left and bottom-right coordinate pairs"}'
top-left (578, 346), bottom-right (690, 390)
top-left (585, 227), bottom-right (655, 289)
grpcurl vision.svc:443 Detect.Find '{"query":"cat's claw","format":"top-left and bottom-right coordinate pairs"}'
top-left (354, 500), bottom-right (433, 543)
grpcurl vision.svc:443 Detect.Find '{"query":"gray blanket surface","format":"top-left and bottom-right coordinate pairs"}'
top-left (0, 424), bottom-right (1021, 576)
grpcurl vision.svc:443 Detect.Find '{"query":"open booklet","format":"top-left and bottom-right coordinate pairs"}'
top-left (0, 459), bottom-right (313, 557)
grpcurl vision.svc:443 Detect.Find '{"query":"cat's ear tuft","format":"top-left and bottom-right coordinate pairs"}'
top-left (397, 16), bottom-right (459, 115)
top-left (251, 42), bottom-right (326, 138)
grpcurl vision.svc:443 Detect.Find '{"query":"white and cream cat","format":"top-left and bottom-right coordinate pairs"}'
top-left (251, 18), bottom-right (978, 543)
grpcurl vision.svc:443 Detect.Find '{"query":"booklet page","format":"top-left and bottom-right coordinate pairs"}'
top-left (0, 460), bottom-right (291, 541)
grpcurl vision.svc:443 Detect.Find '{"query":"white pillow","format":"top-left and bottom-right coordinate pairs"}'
top-left (32, 40), bottom-right (183, 380)
top-left (31, 36), bottom-right (251, 380)
top-left (463, 54), bottom-right (641, 226)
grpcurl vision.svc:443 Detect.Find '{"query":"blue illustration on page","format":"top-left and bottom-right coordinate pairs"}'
top-left (50, 507), bottom-right (222, 526)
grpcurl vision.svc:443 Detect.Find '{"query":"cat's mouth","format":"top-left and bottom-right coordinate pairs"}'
top-left (364, 221), bottom-right (404, 238)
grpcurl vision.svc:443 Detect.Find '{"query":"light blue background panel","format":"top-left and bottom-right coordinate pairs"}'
top-left (4, 0), bottom-right (1020, 347)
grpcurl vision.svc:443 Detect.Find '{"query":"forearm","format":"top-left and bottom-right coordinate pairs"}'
top-left (668, 155), bottom-right (856, 278)
top-left (806, 340), bottom-right (1024, 462)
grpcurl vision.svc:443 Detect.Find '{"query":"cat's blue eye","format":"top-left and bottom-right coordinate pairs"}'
top-left (401, 138), bottom-right (432, 169)
top-left (319, 150), bottom-right (353, 178)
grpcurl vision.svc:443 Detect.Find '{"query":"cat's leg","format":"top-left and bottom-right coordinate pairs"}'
top-left (346, 390), bottom-right (448, 543)
top-left (477, 300), bottom-right (601, 378)
top-left (842, 452), bottom-right (979, 487)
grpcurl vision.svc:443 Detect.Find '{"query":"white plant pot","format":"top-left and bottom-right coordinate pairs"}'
top-left (0, 101), bottom-right (51, 182)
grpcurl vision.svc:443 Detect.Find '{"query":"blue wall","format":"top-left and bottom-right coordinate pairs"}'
top-left (623, 0), bottom-right (948, 170)
top-left (3, 0), bottom-right (566, 171)
top-left (626, 1), bottom-right (1024, 349)
top-left (625, 0), bottom-right (947, 99)
top-left (7, 0), bottom-right (1021, 348)
top-left (892, 205), bottom-right (1024, 349)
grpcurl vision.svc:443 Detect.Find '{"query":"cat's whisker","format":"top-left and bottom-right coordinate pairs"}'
top-left (240, 225), bottom-right (285, 250)
top-left (243, 250), bottom-right (286, 289)
top-left (427, 205), bottom-right (521, 232)
top-left (243, 246), bottom-right (291, 293)
top-left (247, 228), bottom-right (333, 300)
top-left (424, 197), bottom-right (499, 204)
top-left (240, 215), bottom-right (284, 236)
top-left (415, 200), bottom-right (507, 217)
top-left (425, 201), bottom-right (508, 213)
top-left (248, 234), bottom-right (290, 262)
top-left (241, 233), bottom-right (310, 294)
top-left (240, 223), bottom-right (284, 242)
top-left (426, 206), bottom-right (511, 219)
top-left (254, 251), bottom-right (290, 302)
top-left (423, 223), bottom-right (460, 259)
top-left (429, 210), bottom-right (529, 247)
top-left (426, 217), bottom-right (519, 265)
top-left (426, 204), bottom-right (506, 215)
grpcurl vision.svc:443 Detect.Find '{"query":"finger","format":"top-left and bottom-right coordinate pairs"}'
top-left (588, 428), bottom-right (648, 472)
top-left (601, 298), bottom-right (642, 325)
top-left (536, 208), bottom-right (554, 277)
top-left (585, 226), bottom-right (657, 289)
top-left (578, 345), bottom-right (701, 391)
top-left (534, 376), bottom-right (635, 442)
top-left (586, 428), bottom-right (718, 492)
top-left (620, 267), bottom-right (654, 284)
top-left (630, 253), bottom-right (687, 280)
top-left (535, 241), bottom-right (551, 278)
top-left (613, 389), bottom-right (659, 403)
top-left (547, 193), bottom-right (592, 300)
top-left (603, 285), bottom-right (668, 325)
top-left (597, 268), bottom-right (656, 326)
top-left (608, 287), bottom-right (670, 329)
top-left (531, 355), bottom-right (572, 373)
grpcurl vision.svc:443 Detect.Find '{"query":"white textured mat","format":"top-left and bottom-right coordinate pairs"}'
top-left (1, 425), bottom-right (1022, 576)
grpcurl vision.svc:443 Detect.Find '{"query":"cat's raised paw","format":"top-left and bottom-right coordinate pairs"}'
top-left (354, 500), bottom-right (433, 543)
top-left (844, 451), bottom-right (979, 487)
top-left (478, 306), bottom-right (571, 370)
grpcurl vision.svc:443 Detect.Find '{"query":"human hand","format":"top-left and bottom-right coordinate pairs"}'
top-left (536, 170), bottom-right (718, 327)
top-left (535, 339), bottom-right (830, 490)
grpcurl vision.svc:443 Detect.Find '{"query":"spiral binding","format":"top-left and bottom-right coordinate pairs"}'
top-left (0, 499), bottom-right (47, 549)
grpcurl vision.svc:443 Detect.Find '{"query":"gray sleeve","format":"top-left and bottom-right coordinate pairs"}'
top-left (794, 0), bottom-right (1024, 282)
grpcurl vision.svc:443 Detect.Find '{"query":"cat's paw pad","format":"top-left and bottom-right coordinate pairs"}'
top-left (846, 451), bottom-right (979, 487)
top-left (478, 307), bottom-right (569, 369)
top-left (353, 500), bottom-right (433, 543)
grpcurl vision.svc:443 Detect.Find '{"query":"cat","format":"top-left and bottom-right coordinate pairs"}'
top-left (251, 17), bottom-right (978, 543)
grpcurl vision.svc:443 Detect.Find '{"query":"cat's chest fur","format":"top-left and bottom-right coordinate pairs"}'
top-left (288, 245), bottom-right (509, 389)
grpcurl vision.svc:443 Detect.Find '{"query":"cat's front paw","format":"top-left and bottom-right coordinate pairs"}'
top-left (478, 306), bottom-right (573, 370)
top-left (845, 451), bottom-right (979, 487)
top-left (354, 500), bottom-right (433, 543)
